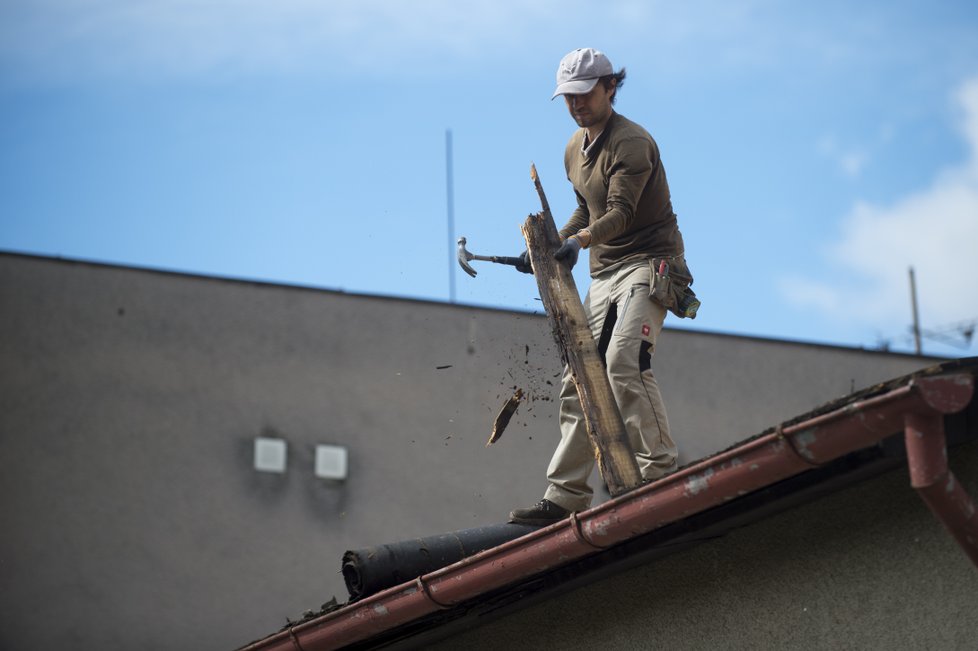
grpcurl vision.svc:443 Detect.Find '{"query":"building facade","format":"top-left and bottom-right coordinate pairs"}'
top-left (0, 253), bottom-right (950, 650)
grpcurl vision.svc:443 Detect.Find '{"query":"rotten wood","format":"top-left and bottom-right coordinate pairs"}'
top-left (487, 388), bottom-right (524, 447)
top-left (522, 164), bottom-right (641, 495)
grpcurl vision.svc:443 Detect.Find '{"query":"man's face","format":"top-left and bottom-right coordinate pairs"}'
top-left (564, 81), bottom-right (615, 129)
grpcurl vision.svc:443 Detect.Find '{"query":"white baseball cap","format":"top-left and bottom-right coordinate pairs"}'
top-left (552, 48), bottom-right (613, 100)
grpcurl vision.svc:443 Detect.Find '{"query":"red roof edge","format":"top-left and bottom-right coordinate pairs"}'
top-left (239, 373), bottom-right (975, 651)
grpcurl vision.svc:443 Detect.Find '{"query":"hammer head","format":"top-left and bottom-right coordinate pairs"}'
top-left (457, 237), bottom-right (478, 278)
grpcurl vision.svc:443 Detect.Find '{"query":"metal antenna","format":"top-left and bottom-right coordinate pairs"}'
top-left (446, 129), bottom-right (456, 303)
top-left (909, 266), bottom-right (922, 355)
top-left (906, 266), bottom-right (975, 353)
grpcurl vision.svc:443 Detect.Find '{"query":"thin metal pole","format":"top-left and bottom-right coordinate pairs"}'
top-left (909, 266), bottom-right (922, 355)
top-left (446, 130), bottom-right (456, 303)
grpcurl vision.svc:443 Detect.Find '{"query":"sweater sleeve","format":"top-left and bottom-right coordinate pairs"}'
top-left (586, 137), bottom-right (655, 246)
top-left (558, 189), bottom-right (590, 239)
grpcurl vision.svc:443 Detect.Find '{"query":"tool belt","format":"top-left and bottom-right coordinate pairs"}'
top-left (649, 254), bottom-right (700, 319)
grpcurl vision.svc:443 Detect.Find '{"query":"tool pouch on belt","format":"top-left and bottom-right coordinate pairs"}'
top-left (649, 255), bottom-right (701, 319)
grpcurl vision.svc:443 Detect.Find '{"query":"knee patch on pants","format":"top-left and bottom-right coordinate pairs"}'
top-left (639, 340), bottom-right (653, 373)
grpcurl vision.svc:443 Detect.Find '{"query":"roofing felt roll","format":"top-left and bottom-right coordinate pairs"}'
top-left (342, 522), bottom-right (541, 601)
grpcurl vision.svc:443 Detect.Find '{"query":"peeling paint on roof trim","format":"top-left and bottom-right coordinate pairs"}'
top-left (684, 468), bottom-right (715, 496)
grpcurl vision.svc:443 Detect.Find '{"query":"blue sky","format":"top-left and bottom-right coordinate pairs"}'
top-left (2, 1), bottom-right (977, 358)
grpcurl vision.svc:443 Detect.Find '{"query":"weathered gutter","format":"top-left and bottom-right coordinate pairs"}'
top-left (905, 410), bottom-right (978, 565)
top-left (239, 373), bottom-right (975, 651)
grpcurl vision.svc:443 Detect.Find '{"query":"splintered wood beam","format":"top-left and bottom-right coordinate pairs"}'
top-left (487, 388), bottom-right (524, 447)
top-left (522, 165), bottom-right (641, 495)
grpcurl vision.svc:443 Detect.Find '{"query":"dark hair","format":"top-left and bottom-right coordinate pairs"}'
top-left (600, 68), bottom-right (626, 104)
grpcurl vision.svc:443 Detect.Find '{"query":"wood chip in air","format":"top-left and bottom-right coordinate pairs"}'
top-left (487, 388), bottom-right (524, 447)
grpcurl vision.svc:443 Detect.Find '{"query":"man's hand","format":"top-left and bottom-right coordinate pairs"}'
top-left (554, 237), bottom-right (582, 268)
top-left (515, 249), bottom-right (533, 274)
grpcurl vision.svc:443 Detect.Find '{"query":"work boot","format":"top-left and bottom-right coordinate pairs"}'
top-left (508, 499), bottom-right (571, 526)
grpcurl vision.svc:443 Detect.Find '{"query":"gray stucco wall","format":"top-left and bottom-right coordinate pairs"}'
top-left (432, 439), bottom-right (978, 650)
top-left (0, 253), bottom-right (943, 650)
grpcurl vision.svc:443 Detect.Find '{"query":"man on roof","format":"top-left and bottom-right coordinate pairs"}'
top-left (510, 47), bottom-right (699, 526)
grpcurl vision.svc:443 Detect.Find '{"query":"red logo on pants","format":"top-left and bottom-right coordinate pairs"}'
top-left (642, 324), bottom-right (650, 336)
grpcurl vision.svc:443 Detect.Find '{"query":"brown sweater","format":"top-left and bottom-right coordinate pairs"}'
top-left (559, 112), bottom-right (685, 276)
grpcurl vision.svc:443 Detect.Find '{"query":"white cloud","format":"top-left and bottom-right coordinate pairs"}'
top-left (960, 74), bottom-right (978, 176)
top-left (0, 0), bottom-right (568, 82)
top-left (783, 74), bottom-right (978, 333)
top-left (0, 0), bottom-right (846, 85)
top-left (838, 151), bottom-right (868, 178)
top-left (817, 134), bottom-right (869, 178)
top-left (779, 276), bottom-right (842, 313)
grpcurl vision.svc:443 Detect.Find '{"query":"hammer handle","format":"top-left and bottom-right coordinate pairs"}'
top-left (472, 254), bottom-right (524, 267)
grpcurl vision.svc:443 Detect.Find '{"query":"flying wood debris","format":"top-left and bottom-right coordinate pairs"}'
top-left (486, 388), bottom-right (524, 447)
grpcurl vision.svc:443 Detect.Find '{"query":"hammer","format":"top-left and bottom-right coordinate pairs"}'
top-left (457, 237), bottom-right (525, 278)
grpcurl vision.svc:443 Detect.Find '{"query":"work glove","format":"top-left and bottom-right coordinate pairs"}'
top-left (554, 237), bottom-right (582, 269)
top-left (515, 249), bottom-right (533, 274)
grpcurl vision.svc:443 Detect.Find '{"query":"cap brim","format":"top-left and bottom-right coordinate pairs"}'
top-left (551, 77), bottom-right (600, 100)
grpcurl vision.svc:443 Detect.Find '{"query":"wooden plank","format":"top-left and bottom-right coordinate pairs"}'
top-left (522, 165), bottom-right (641, 495)
top-left (486, 388), bottom-right (524, 447)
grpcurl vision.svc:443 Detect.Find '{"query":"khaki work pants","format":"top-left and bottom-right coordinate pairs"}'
top-left (544, 258), bottom-right (678, 511)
